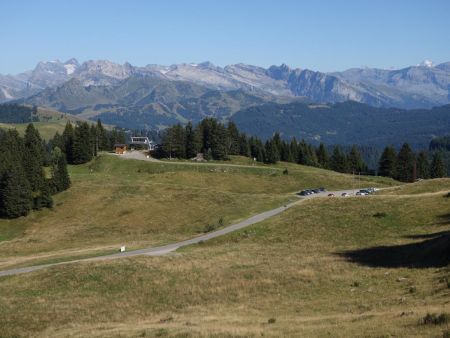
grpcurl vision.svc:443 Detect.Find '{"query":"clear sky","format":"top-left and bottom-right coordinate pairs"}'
top-left (1, 0), bottom-right (449, 74)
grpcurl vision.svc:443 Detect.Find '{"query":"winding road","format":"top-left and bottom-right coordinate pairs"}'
top-left (0, 189), bottom-right (360, 277)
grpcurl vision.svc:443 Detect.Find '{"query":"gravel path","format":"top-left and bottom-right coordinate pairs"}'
top-left (0, 189), bottom-right (359, 277)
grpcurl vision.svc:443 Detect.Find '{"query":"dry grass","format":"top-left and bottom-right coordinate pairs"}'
top-left (0, 154), bottom-right (396, 268)
top-left (377, 178), bottom-right (450, 196)
top-left (0, 190), bottom-right (448, 337)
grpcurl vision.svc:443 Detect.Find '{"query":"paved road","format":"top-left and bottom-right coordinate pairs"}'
top-left (0, 189), bottom-right (360, 278)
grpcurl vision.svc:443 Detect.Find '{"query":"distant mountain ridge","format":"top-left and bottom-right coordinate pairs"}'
top-left (2, 58), bottom-right (450, 110)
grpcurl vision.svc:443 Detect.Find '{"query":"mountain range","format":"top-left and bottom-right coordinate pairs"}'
top-left (1, 58), bottom-right (450, 147)
top-left (2, 58), bottom-right (450, 110)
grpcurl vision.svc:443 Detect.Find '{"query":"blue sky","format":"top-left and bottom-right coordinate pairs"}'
top-left (1, 0), bottom-right (449, 74)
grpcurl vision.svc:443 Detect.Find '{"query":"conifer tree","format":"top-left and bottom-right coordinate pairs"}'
top-left (378, 146), bottom-right (397, 178)
top-left (0, 168), bottom-right (31, 218)
top-left (96, 119), bottom-right (110, 151)
top-left (185, 121), bottom-right (198, 159)
top-left (289, 138), bottom-right (299, 163)
top-left (264, 140), bottom-right (280, 164)
top-left (416, 151), bottom-right (430, 179)
top-left (238, 133), bottom-right (250, 157)
top-left (62, 122), bottom-right (75, 163)
top-left (396, 143), bottom-right (415, 182)
top-left (430, 152), bottom-right (446, 178)
top-left (51, 147), bottom-right (71, 193)
top-left (72, 122), bottom-right (93, 164)
top-left (227, 121), bottom-right (240, 155)
top-left (0, 130), bottom-right (31, 218)
top-left (330, 146), bottom-right (347, 173)
top-left (316, 143), bottom-right (329, 169)
top-left (347, 145), bottom-right (366, 173)
top-left (23, 124), bottom-right (52, 209)
top-left (210, 122), bottom-right (228, 160)
top-left (306, 144), bottom-right (319, 167)
top-left (90, 124), bottom-right (98, 157)
top-left (280, 141), bottom-right (293, 162)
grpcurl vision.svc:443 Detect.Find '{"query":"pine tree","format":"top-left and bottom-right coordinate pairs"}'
top-left (396, 143), bottom-right (415, 182)
top-left (378, 146), bottom-right (397, 178)
top-left (289, 138), bottom-right (299, 163)
top-left (227, 121), bottom-right (240, 155)
top-left (297, 139), bottom-right (308, 165)
top-left (96, 119), bottom-right (110, 151)
top-left (347, 145), bottom-right (366, 174)
top-left (0, 168), bottom-right (31, 218)
top-left (210, 122), bottom-right (228, 160)
top-left (23, 124), bottom-right (52, 209)
top-left (430, 152), bottom-right (446, 178)
top-left (306, 144), bottom-right (319, 167)
top-left (330, 146), bottom-right (347, 173)
top-left (416, 151), bottom-right (430, 179)
top-left (162, 124), bottom-right (186, 158)
top-left (316, 143), bottom-right (329, 169)
top-left (90, 124), bottom-right (98, 157)
top-left (185, 121), bottom-right (198, 159)
top-left (72, 122), bottom-right (93, 164)
top-left (0, 130), bottom-right (31, 218)
top-left (280, 141), bottom-right (292, 162)
top-left (264, 140), bottom-right (280, 164)
top-left (272, 133), bottom-right (282, 158)
top-left (51, 147), bottom-right (71, 193)
top-left (238, 133), bottom-right (250, 157)
top-left (62, 122), bottom-right (75, 163)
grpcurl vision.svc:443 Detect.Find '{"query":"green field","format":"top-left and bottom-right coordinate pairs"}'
top-left (0, 107), bottom-right (93, 140)
top-left (0, 155), bottom-right (449, 337)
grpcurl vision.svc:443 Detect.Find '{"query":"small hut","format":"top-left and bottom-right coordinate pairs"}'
top-left (114, 144), bottom-right (127, 154)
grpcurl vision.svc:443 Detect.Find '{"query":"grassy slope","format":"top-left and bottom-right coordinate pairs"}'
top-left (0, 155), bottom-right (394, 269)
top-left (377, 178), bottom-right (450, 195)
top-left (0, 184), bottom-right (449, 337)
top-left (0, 107), bottom-right (92, 139)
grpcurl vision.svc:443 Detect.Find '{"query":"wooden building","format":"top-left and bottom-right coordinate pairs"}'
top-left (114, 144), bottom-right (127, 154)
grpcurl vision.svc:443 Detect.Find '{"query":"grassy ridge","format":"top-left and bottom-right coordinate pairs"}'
top-left (0, 189), bottom-right (448, 337)
top-left (0, 107), bottom-right (92, 139)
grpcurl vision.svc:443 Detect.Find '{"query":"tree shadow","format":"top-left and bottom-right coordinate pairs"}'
top-left (337, 231), bottom-right (450, 268)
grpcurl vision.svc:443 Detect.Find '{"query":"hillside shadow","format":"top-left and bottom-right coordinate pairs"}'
top-left (337, 231), bottom-right (450, 268)
top-left (405, 230), bottom-right (450, 239)
top-left (437, 213), bottom-right (450, 225)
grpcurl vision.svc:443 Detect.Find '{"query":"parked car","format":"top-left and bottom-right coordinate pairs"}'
top-left (298, 190), bottom-right (308, 196)
top-left (313, 188), bottom-right (321, 194)
top-left (328, 193), bottom-right (335, 197)
top-left (319, 187), bottom-right (326, 192)
top-left (341, 192), bottom-right (349, 197)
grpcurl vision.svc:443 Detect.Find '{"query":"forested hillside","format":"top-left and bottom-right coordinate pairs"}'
top-left (232, 101), bottom-right (450, 149)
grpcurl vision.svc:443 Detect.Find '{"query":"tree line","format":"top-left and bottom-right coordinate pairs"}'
top-left (156, 118), bottom-right (369, 174)
top-left (0, 104), bottom-right (37, 124)
top-left (378, 143), bottom-right (446, 182)
top-left (0, 119), bottom-right (124, 219)
top-left (0, 125), bottom-right (70, 218)
top-left (50, 120), bottom-right (126, 164)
